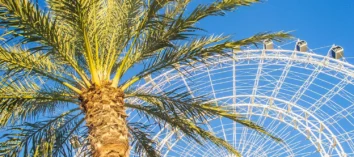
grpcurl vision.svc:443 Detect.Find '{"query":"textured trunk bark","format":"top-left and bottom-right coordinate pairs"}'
top-left (80, 83), bottom-right (129, 157)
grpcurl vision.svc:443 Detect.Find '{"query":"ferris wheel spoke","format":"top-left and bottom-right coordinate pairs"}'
top-left (178, 71), bottom-right (195, 98)
top-left (325, 102), bottom-right (354, 126)
top-left (172, 138), bottom-right (204, 156)
top-left (255, 120), bottom-right (283, 151)
top-left (245, 116), bottom-right (279, 155)
top-left (242, 132), bottom-right (262, 156)
top-left (309, 77), bottom-right (349, 113)
top-left (260, 124), bottom-right (294, 156)
top-left (251, 50), bottom-right (265, 100)
top-left (268, 51), bottom-right (295, 102)
top-left (289, 64), bottom-right (324, 104)
top-left (232, 52), bottom-right (238, 149)
top-left (245, 117), bottom-right (282, 156)
top-left (238, 126), bottom-right (249, 154)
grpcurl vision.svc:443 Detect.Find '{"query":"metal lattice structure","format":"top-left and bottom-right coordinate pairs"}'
top-left (128, 40), bottom-right (354, 157)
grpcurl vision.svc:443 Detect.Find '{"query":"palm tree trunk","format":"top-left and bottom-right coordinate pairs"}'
top-left (80, 84), bottom-right (129, 157)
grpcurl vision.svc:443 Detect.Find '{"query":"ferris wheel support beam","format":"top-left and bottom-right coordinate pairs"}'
top-left (239, 125), bottom-right (250, 154)
top-left (288, 46), bottom-right (334, 105)
top-left (251, 50), bottom-right (265, 104)
top-left (179, 72), bottom-right (195, 98)
top-left (243, 48), bottom-right (265, 153)
top-left (325, 102), bottom-right (354, 126)
top-left (204, 67), bottom-right (219, 134)
top-left (268, 50), bottom-right (296, 102)
top-left (201, 137), bottom-right (267, 156)
top-left (245, 127), bottom-right (297, 156)
top-left (251, 49), bottom-right (296, 154)
top-left (289, 61), bottom-right (324, 104)
top-left (244, 121), bottom-right (284, 156)
top-left (264, 41), bottom-right (300, 105)
top-left (310, 76), bottom-right (350, 112)
top-left (263, 132), bottom-right (297, 157)
top-left (232, 51), bottom-right (237, 148)
top-left (337, 130), bottom-right (354, 153)
top-left (250, 91), bottom-right (295, 154)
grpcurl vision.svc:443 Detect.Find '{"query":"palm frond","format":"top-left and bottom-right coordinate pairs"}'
top-left (127, 89), bottom-right (282, 142)
top-left (186, 0), bottom-right (259, 22)
top-left (121, 31), bottom-right (291, 90)
top-left (0, 108), bottom-right (83, 157)
top-left (113, 0), bottom-right (260, 86)
top-left (46, 0), bottom-right (85, 33)
top-left (0, 79), bottom-right (77, 127)
top-left (48, 0), bottom-right (141, 84)
top-left (0, 46), bottom-right (82, 93)
top-left (0, 0), bottom-right (91, 87)
top-left (53, 117), bottom-right (85, 157)
top-left (126, 87), bottom-right (232, 121)
top-left (129, 123), bottom-right (160, 157)
top-left (224, 31), bottom-right (293, 49)
top-left (0, 46), bottom-right (67, 82)
top-left (96, 0), bottom-right (143, 80)
top-left (120, 35), bottom-right (228, 90)
top-left (0, 0), bottom-right (58, 50)
top-left (126, 103), bottom-right (242, 156)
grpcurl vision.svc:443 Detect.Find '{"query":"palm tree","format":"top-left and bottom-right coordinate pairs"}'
top-left (0, 0), bottom-right (290, 156)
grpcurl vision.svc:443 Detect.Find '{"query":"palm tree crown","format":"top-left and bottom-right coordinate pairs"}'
top-left (0, 0), bottom-right (290, 156)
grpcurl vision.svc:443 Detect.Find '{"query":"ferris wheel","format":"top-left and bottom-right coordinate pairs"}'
top-left (127, 39), bottom-right (354, 157)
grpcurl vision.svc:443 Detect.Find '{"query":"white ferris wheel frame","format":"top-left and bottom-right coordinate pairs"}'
top-left (128, 45), bottom-right (354, 157)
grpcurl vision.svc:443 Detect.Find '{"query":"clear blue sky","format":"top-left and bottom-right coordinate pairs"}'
top-left (195, 0), bottom-right (354, 58)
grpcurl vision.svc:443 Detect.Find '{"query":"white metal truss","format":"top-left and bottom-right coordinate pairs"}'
top-left (128, 42), bottom-right (354, 157)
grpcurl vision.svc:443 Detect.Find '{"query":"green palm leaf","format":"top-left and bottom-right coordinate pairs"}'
top-left (0, 79), bottom-right (76, 126)
top-left (129, 123), bottom-right (160, 157)
top-left (0, 108), bottom-right (83, 157)
top-left (126, 103), bottom-right (242, 156)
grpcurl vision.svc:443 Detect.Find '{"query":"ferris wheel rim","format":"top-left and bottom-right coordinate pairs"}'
top-left (139, 49), bottom-right (354, 90)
